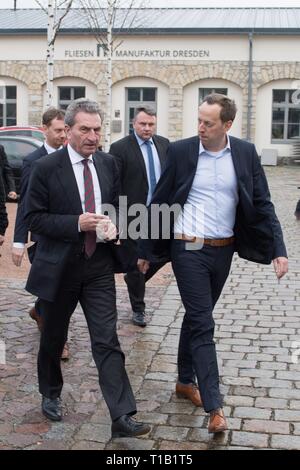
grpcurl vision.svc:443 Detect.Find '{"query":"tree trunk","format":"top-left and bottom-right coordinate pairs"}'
top-left (46, 1), bottom-right (55, 107)
top-left (103, 1), bottom-right (113, 152)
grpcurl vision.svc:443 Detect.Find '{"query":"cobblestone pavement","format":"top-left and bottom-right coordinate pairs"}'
top-left (0, 166), bottom-right (300, 450)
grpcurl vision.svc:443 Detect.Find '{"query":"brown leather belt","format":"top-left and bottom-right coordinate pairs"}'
top-left (174, 234), bottom-right (235, 247)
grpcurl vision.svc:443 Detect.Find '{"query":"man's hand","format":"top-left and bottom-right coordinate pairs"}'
top-left (0, 234), bottom-right (5, 246)
top-left (8, 191), bottom-right (17, 200)
top-left (96, 219), bottom-right (117, 241)
top-left (137, 258), bottom-right (150, 274)
top-left (79, 213), bottom-right (109, 232)
top-left (273, 257), bottom-right (288, 279)
top-left (11, 247), bottom-right (25, 266)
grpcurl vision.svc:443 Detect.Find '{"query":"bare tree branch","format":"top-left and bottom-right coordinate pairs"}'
top-left (53, 0), bottom-right (74, 36)
top-left (34, 0), bottom-right (47, 13)
top-left (72, 0), bottom-right (145, 150)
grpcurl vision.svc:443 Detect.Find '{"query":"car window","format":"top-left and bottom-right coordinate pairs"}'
top-left (1, 140), bottom-right (38, 168)
top-left (0, 129), bottom-right (44, 141)
top-left (32, 130), bottom-right (45, 141)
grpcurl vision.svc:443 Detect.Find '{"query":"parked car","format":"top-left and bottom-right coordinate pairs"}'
top-left (0, 135), bottom-right (43, 195)
top-left (0, 126), bottom-right (44, 142)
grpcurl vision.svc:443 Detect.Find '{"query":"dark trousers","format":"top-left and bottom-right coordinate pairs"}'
top-left (124, 239), bottom-right (166, 312)
top-left (38, 244), bottom-right (136, 421)
top-left (171, 240), bottom-right (234, 413)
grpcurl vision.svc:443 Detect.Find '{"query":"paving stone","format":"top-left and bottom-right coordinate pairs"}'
top-left (231, 431), bottom-right (269, 448)
top-left (159, 403), bottom-right (195, 415)
top-left (243, 419), bottom-right (290, 434)
top-left (27, 440), bottom-right (68, 450)
top-left (0, 169), bottom-right (299, 450)
top-left (271, 435), bottom-right (300, 450)
top-left (289, 401), bottom-right (300, 410)
top-left (189, 428), bottom-right (229, 446)
top-left (169, 415), bottom-right (205, 428)
top-left (153, 425), bottom-right (189, 441)
top-left (71, 440), bottom-right (105, 450)
top-left (74, 423), bottom-right (111, 443)
top-left (234, 407), bottom-right (272, 420)
top-left (106, 438), bottom-right (155, 450)
top-left (239, 369), bottom-right (275, 379)
top-left (255, 398), bottom-right (288, 409)
top-left (275, 410), bottom-right (300, 422)
top-left (159, 440), bottom-right (208, 450)
top-left (224, 396), bottom-right (254, 407)
top-left (254, 378), bottom-right (292, 388)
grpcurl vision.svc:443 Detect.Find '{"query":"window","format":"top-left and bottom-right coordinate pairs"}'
top-left (126, 87), bottom-right (157, 134)
top-left (199, 88), bottom-right (227, 104)
top-left (272, 89), bottom-right (300, 141)
top-left (0, 86), bottom-right (17, 126)
top-left (58, 86), bottom-right (85, 110)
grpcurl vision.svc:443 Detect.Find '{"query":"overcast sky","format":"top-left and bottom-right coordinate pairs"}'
top-left (1, 0), bottom-right (300, 8)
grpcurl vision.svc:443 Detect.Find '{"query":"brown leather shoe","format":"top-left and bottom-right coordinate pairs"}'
top-left (175, 382), bottom-right (202, 407)
top-left (208, 408), bottom-right (228, 433)
top-left (29, 307), bottom-right (43, 332)
top-left (61, 342), bottom-right (70, 361)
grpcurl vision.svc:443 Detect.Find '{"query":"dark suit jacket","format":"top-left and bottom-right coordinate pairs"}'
top-left (13, 145), bottom-right (47, 244)
top-left (109, 134), bottom-right (169, 207)
top-left (25, 147), bottom-right (120, 302)
top-left (0, 144), bottom-right (16, 194)
top-left (109, 133), bottom-right (169, 241)
top-left (139, 135), bottom-right (287, 265)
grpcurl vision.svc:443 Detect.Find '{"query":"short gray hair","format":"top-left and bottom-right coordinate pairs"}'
top-left (134, 106), bottom-right (157, 121)
top-left (65, 98), bottom-right (104, 127)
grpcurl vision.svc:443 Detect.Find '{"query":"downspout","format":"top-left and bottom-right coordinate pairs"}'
top-left (247, 32), bottom-right (253, 142)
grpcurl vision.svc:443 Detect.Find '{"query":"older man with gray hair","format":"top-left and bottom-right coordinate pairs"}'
top-left (24, 98), bottom-right (150, 439)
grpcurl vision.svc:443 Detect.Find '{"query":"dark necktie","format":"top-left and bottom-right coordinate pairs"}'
top-left (144, 140), bottom-right (157, 200)
top-left (82, 159), bottom-right (96, 258)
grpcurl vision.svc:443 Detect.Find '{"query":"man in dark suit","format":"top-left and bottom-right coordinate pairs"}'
top-left (24, 98), bottom-right (150, 438)
top-left (11, 108), bottom-right (70, 359)
top-left (138, 94), bottom-right (288, 433)
top-left (0, 144), bottom-right (17, 201)
top-left (109, 106), bottom-right (169, 327)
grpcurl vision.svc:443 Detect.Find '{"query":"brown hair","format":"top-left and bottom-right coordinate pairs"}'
top-left (134, 106), bottom-right (157, 121)
top-left (201, 93), bottom-right (237, 123)
top-left (42, 107), bottom-right (65, 127)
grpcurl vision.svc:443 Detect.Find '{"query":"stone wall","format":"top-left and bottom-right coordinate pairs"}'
top-left (1, 59), bottom-right (300, 144)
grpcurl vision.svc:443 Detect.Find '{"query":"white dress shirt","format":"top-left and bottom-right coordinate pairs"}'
top-left (67, 144), bottom-right (106, 243)
top-left (67, 144), bottom-right (102, 215)
top-left (134, 132), bottom-right (162, 206)
top-left (174, 136), bottom-right (239, 239)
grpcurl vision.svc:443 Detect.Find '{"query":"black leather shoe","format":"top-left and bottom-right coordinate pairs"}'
top-left (42, 396), bottom-right (62, 421)
top-left (111, 414), bottom-right (151, 438)
top-left (132, 311), bottom-right (147, 327)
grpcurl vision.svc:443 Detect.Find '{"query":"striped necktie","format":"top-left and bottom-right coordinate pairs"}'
top-left (82, 159), bottom-right (96, 258)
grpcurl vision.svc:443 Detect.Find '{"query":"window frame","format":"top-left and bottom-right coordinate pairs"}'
top-left (271, 89), bottom-right (300, 144)
top-left (58, 86), bottom-right (86, 110)
top-left (0, 85), bottom-right (17, 127)
top-left (198, 87), bottom-right (228, 105)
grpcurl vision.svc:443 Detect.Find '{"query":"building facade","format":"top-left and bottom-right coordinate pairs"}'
top-left (0, 7), bottom-right (300, 157)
